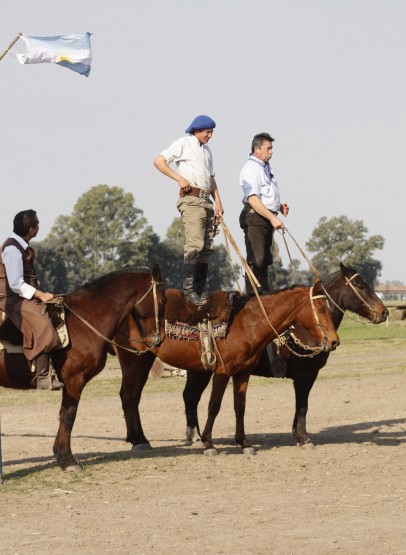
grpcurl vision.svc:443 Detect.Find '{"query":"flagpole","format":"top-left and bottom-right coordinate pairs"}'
top-left (0, 416), bottom-right (3, 483)
top-left (0, 33), bottom-right (22, 62)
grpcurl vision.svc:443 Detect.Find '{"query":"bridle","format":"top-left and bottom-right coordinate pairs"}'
top-left (250, 285), bottom-right (333, 358)
top-left (63, 277), bottom-right (163, 355)
top-left (308, 285), bottom-right (330, 348)
top-left (320, 273), bottom-right (379, 324)
top-left (271, 287), bottom-right (332, 358)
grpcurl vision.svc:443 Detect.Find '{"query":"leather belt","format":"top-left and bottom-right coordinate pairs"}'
top-left (179, 186), bottom-right (211, 200)
top-left (245, 206), bottom-right (279, 216)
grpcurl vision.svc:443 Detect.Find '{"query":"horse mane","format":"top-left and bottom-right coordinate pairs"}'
top-left (322, 264), bottom-right (359, 290)
top-left (232, 284), bottom-right (305, 318)
top-left (70, 266), bottom-right (150, 295)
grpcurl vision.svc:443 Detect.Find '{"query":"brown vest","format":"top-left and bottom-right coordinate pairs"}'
top-left (0, 238), bottom-right (38, 297)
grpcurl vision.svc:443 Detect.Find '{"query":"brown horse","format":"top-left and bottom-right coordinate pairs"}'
top-left (115, 279), bottom-right (339, 455)
top-left (0, 266), bottom-right (165, 471)
top-left (182, 262), bottom-right (389, 449)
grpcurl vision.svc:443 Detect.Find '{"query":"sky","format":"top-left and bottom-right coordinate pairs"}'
top-left (1, 0), bottom-right (405, 284)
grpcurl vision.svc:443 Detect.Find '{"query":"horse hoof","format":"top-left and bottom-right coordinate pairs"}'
top-left (242, 446), bottom-right (256, 456)
top-left (299, 441), bottom-right (315, 450)
top-left (132, 443), bottom-right (152, 452)
top-left (186, 440), bottom-right (204, 449)
top-left (204, 448), bottom-right (219, 456)
top-left (65, 464), bottom-right (83, 473)
top-left (185, 427), bottom-right (200, 444)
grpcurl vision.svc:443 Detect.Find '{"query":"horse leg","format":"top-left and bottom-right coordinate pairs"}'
top-left (183, 370), bottom-right (212, 445)
top-left (292, 368), bottom-right (319, 448)
top-left (233, 370), bottom-right (256, 455)
top-left (53, 389), bottom-right (82, 472)
top-left (119, 352), bottom-right (155, 451)
top-left (200, 373), bottom-right (230, 456)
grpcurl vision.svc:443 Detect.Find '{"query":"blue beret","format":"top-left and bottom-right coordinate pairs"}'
top-left (185, 115), bottom-right (216, 134)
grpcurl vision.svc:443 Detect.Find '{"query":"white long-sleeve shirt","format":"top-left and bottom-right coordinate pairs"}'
top-left (1, 232), bottom-right (36, 299)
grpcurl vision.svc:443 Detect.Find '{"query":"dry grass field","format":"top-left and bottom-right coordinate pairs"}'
top-left (0, 315), bottom-right (405, 554)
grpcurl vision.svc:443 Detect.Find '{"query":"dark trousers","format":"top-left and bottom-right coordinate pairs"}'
top-left (239, 207), bottom-right (274, 291)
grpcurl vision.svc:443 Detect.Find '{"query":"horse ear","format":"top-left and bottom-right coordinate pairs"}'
top-left (340, 261), bottom-right (352, 278)
top-left (151, 264), bottom-right (162, 283)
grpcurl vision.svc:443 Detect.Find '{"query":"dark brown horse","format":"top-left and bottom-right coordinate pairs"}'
top-left (0, 266), bottom-right (165, 471)
top-left (115, 279), bottom-right (339, 455)
top-left (182, 263), bottom-right (389, 449)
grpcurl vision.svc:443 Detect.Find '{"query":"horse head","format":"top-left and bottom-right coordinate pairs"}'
top-left (128, 264), bottom-right (166, 349)
top-left (337, 262), bottom-right (388, 324)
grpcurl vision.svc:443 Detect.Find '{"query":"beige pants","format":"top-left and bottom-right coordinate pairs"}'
top-left (176, 195), bottom-right (215, 264)
top-left (0, 296), bottom-right (59, 361)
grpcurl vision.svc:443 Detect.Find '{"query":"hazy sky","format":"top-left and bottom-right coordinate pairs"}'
top-left (1, 1), bottom-right (405, 284)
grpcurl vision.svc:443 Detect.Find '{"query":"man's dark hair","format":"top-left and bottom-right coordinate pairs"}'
top-left (251, 132), bottom-right (275, 153)
top-left (13, 210), bottom-right (39, 237)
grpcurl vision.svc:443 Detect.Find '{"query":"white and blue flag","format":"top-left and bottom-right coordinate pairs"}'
top-left (16, 33), bottom-right (92, 77)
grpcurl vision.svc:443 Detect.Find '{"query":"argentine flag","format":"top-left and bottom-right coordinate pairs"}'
top-left (16, 33), bottom-right (92, 77)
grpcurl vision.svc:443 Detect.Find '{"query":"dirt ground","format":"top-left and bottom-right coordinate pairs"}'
top-left (0, 350), bottom-right (405, 555)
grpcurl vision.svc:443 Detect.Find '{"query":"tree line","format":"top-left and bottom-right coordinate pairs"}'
top-left (32, 184), bottom-right (385, 293)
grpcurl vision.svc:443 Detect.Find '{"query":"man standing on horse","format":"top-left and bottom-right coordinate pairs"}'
top-left (0, 210), bottom-right (64, 390)
top-left (153, 115), bottom-right (224, 306)
top-left (239, 132), bottom-right (289, 294)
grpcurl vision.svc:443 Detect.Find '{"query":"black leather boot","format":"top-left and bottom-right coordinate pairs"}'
top-left (195, 263), bottom-right (209, 301)
top-left (245, 265), bottom-right (260, 296)
top-left (183, 264), bottom-right (207, 306)
top-left (32, 353), bottom-right (64, 390)
top-left (258, 267), bottom-right (271, 292)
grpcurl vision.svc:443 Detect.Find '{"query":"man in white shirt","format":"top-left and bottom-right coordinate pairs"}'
top-left (239, 133), bottom-right (289, 294)
top-left (154, 115), bottom-right (224, 305)
top-left (0, 210), bottom-right (63, 390)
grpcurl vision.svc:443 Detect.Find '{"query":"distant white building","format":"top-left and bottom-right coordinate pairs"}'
top-left (375, 284), bottom-right (406, 301)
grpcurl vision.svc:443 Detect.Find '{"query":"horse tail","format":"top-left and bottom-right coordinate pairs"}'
top-left (150, 357), bottom-right (165, 379)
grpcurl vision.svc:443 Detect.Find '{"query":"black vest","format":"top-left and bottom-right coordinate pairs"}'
top-left (0, 238), bottom-right (38, 297)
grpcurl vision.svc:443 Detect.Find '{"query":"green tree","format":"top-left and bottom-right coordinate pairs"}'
top-left (35, 185), bottom-right (155, 291)
top-left (306, 215), bottom-right (384, 284)
top-left (268, 259), bottom-right (313, 288)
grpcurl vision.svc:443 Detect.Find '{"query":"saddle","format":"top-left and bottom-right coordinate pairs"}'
top-left (0, 300), bottom-right (69, 355)
top-left (165, 289), bottom-right (241, 370)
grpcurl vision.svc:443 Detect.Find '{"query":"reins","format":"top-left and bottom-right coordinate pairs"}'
top-left (279, 226), bottom-right (380, 324)
top-left (218, 216), bottom-right (330, 358)
top-left (280, 227), bottom-right (321, 277)
top-left (62, 278), bottom-right (162, 355)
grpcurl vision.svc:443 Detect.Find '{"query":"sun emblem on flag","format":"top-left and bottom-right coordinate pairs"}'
top-left (56, 55), bottom-right (72, 63)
